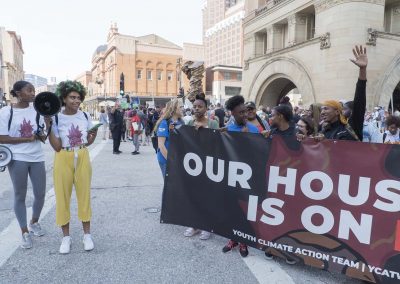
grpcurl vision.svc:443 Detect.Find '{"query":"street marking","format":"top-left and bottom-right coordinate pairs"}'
top-left (241, 254), bottom-right (295, 284)
top-left (0, 141), bottom-right (107, 268)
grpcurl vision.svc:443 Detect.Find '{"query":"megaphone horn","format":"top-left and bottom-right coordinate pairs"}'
top-left (34, 92), bottom-right (61, 116)
top-left (0, 145), bottom-right (12, 172)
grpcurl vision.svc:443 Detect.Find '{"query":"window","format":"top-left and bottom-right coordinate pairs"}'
top-left (147, 70), bottom-right (152, 80)
top-left (237, 73), bottom-right (242, 81)
top-left (223, 72), bottom-right (231, 80)
top-left (225, 86), bottom-right (241, 96)
top-left (157, 70), bottom-right (163, 81)
top-left (137, 70), bottom-right (142, 80)
top-left (167, 71), bottom-right (173, 81)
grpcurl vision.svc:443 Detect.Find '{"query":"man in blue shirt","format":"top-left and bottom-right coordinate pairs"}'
top-left (225, 95), bottom-right (259, 134)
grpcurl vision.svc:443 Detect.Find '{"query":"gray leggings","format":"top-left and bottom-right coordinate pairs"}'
top-left (8, 160), bottom-right (46, 229)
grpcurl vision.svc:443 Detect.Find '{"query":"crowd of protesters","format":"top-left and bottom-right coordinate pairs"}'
top-left (149, 45), bottom-right (400, 262)
top-left (4, 43), bottom-right (399, 257)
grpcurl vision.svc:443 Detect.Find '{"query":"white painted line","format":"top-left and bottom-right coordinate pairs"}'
top-left (242, 253), bottom-right (295, 284)
top-left (0, 140), bottom-right (107, 268)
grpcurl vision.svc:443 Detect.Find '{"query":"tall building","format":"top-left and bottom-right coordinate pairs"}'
top-left (203, 0), bottom-right (245, 68)
top-left (243, 0), bottom-right (400, 110)
top-left (82, 23), bottom-right (184, 113)
top-left (25, 74), bottom-right (48, 89)
top-left (0, 27), bottom-right (24, 103)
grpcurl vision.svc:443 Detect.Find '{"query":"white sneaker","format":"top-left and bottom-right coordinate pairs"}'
top-left (183, 227), bottom-right (200, 237)
top-left (29, 222), bottom-right (45, 236)
top-left (83, 234), bottom-right (94, 251)
top-left (59, 236), bottom-right (71, 254)
top-left (199, 231), bottom-right (211, 240)
top-left (21, 232), bottom-right (33, 249)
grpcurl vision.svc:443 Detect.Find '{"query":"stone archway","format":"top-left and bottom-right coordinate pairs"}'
top-left (375, 54), bottom-right (400, 109)
top-left (247, 57), bottom-right (316, 107)
top-left (258, 74), bottom-right (298, 107)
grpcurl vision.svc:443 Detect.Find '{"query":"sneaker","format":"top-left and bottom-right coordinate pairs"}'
top-left (265, 251), bottom-right (274, 260)
top-left (239, 243), bottom-right (249, 257)
top-left (222, 240), bottom-right (238, 253)
top-left (29, 222), bottom-right (45, 237)
top-left (183, 227), bottom-right (200, 237)
top-left (59, 236), bottom-right (72, 254)
top-left (285, 257), bottom-right (297, 265)
top-left (113, 151), bottom-right (120, 155)
top-left (21, 232), bottom-right (33, 249)
top-left (131, 151), bottom-right (139, 155)
top-left (83, 234), bottom-right (94, 251)
top-left (199, 231), bottom-right (211, 240)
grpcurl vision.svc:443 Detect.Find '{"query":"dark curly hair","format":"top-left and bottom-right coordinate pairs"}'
top-left (225, 95), bottom-right (244, 111)
top-left (386, 115), bottom-right (400, 128)
top-left (299, 115), bottom-right (314, 136)
top-left (56, 80), bottom-right (87, 106)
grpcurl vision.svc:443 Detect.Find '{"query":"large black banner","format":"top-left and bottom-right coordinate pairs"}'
top-left (161, 126), bottom-right (400, 284)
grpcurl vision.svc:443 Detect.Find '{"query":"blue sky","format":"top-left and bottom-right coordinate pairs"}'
top-left (1, 0), bottom-right (203, 81)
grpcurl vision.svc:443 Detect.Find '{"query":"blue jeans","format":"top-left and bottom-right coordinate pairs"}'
top-left (158, 162), bottom-right (167, 180)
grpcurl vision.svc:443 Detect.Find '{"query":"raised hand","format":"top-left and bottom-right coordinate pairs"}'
top-left (350, 45), bottom-right (368, 69)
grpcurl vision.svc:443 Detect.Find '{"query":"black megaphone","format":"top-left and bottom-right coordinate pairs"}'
top-left (34, 92), bottom-right (61, 116)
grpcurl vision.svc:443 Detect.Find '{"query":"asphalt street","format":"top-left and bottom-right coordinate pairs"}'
top-left (0, 132), bottom-right (363, 284)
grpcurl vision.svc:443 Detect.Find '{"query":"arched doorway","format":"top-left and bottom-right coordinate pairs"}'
top-left (247, 57), bottom-right (315, 108)
top-left (388, 82), bottom-right (400, 113)
top-left (376, 54), bottom-right (400, 110)
top-left (258, 76), bottom-right (299, 107)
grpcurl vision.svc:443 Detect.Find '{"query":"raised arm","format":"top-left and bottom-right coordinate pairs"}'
top-left (349, 45), bottom-right (367, 140)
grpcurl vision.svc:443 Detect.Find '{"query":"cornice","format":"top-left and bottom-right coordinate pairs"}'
top-left (315, 0), bottom-right (385, 13)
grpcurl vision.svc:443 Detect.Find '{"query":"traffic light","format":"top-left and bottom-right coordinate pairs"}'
top-left (177, 87), bottom-right (184, 98)
top-left (120, 72), bottom-right (125, 96)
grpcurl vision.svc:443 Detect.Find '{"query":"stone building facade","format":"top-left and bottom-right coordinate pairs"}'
top-left (203, 0), bottom-right (245, 67)
top-left (0, 28), bottom-right (24, 104)
top-left (89, 24), bottom-right (182, 107)
top-left (243, 0), bottom-right (400, 111)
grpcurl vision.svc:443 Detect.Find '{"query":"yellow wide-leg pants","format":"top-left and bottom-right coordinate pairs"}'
top-left (53, 148), bottom-right (92, 226)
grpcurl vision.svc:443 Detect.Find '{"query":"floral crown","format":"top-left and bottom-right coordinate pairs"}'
top-left (55, 80), bottom-right (86, 98)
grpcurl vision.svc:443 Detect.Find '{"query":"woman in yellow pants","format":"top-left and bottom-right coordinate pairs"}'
top-left (46, 80), bottom-right (98, 254)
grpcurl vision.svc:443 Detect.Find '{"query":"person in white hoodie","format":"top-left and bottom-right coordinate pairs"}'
top-left (382, 115), bottom-right (400, 144)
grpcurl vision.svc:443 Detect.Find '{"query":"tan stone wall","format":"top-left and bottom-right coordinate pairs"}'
top-left (243, 0), bottom-right (400, 110)
top-left (105, 51), bottom-right (180, 98)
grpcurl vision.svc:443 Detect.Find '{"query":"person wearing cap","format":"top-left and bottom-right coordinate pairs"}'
top-left (320, 45), bottom-right (368, 141)
top-left (245, 101), bottom-right (270, 134)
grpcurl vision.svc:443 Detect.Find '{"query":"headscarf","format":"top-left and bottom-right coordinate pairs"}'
top-left (323, 100), bottom-right (348, 125)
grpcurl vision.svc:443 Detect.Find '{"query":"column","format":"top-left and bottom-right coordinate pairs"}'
top-left (287, 13), bottom-right (308, 46)
top-left (267, 24), bottom-right (283, 52)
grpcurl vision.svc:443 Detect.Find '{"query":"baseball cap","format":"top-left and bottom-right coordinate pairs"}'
top-left (245, 101), bottom-right (256, 109)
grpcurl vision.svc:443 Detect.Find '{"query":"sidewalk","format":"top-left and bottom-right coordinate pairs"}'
top-left (0, 138), bottom-right (259, 283)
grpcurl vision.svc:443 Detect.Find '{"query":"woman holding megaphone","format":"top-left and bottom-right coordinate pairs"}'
top-left (45, 80), bottom-right (98, 254)
top-left (0, 80), bottom-right (48, 249)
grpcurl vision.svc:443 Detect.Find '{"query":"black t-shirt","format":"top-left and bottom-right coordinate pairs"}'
top-left (214, 108), bottom-right (225, 128)
top-left (111, 110), bottom-right (124, 127)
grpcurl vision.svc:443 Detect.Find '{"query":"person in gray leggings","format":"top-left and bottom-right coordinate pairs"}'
top-left (0, 80), bottom-right (47, 249)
